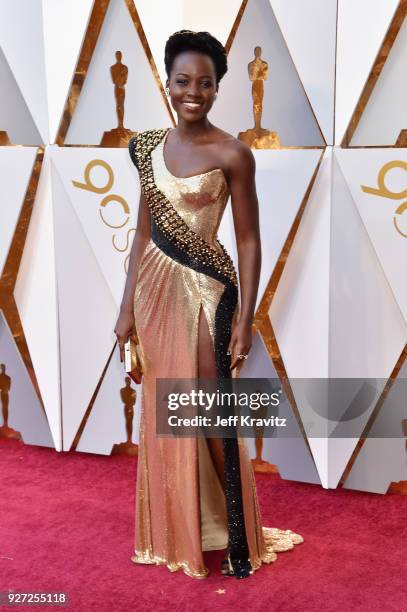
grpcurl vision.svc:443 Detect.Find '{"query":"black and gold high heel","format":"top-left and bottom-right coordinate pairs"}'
top-left (221, 554), bottom-right (253, 579)
top-left (220, 555), bottom-right (234, 576)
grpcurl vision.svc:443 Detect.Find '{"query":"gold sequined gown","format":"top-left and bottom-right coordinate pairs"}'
top-left (128, 128), bottom-right (303, 579)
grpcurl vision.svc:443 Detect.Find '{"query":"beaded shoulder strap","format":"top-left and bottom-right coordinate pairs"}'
top-left (128, 129), bottom-right (164, 171)
top-left (128, 133), bottom-right (139, 170)
top-left (128, 129), bottom-right (238, 287)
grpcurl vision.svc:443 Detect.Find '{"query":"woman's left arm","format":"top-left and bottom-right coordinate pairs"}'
top-left (225, 141), bottom-right (261, 370)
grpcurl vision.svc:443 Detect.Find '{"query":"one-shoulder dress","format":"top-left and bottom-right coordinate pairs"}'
top-left (128, 128), bottom-right (303, 579)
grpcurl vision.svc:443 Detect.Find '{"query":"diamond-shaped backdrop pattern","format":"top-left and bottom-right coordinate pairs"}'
top-left (1, 0), bottom-right (406, 494)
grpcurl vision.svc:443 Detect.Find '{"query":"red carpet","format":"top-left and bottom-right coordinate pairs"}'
top-left (0, 438), bottom-right (406, 612)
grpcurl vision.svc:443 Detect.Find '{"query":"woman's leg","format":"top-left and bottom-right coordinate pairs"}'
top-left (197, 303), bottom-right (234, 574)
top-left (197, 304), bottom-right (225, 488)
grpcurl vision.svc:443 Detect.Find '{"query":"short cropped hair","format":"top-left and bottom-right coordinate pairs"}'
top-left (164, 30), bottom-right (228, 85)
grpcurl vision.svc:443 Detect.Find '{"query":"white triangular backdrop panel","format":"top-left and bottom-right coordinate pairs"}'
top-left (65, 0), bottom-right (171, 145)
top-left (0, 147), bottom-right (37, 275)
top-left (270, 0), bottom-right (337, 144)
top-left (335, 148), bottom-right (407, 322)
top-left (0, 0), bottom-right (49, 142)
top-left (42, 0), bottom-right (94, 143)
top-left (76, 346), bottom-right (142, 454)
top-left (0, 310), bottom-right (54, 447)
top-left (210, 0), bottom-right (324, 146)
top-left (335, 0), bottom-right (400, 144)
top-left (51, 154), bottom-right (118, 450)
top-left (14, 147), bottom-right (62, 451)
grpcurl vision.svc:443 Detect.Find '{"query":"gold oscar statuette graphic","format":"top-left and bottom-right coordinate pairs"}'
top-left (0, 363), bottom-right (22, 440)
top-left (388, 418), bottom-right (407, 495)
top-left (250, 388), bottom-right (279, 474)
top-left (111, 376), bottom-right (138, 456)
top-left (0, 131), bottom-right (11, 145)
top-left (100, 50), bottom-right (135, 147)
top-left (238, 46), bottom-right (281, 150)
top-left (395, 130), bottom-right (407, 147)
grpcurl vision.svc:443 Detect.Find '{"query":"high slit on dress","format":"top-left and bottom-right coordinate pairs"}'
top-left (128, 128), bottom-right (303, 578)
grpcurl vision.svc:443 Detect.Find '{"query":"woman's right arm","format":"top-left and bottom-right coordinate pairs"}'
top-left (114, 189), bottom-right (151, 362)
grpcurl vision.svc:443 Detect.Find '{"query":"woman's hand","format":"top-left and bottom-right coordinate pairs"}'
top-left (114, 309), bottom-right (136, 363)
top-left (228, 319), bottom-right (253, 370)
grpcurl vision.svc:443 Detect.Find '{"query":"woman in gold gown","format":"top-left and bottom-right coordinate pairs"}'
top-left (115, 30), bottom-right (302, 579)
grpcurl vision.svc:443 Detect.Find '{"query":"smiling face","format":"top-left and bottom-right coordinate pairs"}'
top-left (166, 50), bottom-right (218, 123)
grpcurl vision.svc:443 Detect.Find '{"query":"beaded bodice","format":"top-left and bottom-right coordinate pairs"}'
top-left (150, 129), bottom-right (229, 254)
top-left (129, 128), bottom-right (237, 286)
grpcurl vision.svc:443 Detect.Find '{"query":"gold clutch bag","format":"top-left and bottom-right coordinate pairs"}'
top-left (124, 333), bottom-right (143, 384)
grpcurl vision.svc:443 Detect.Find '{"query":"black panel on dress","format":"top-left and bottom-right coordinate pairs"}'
top-left (151, 219), bottom-right (252, 578)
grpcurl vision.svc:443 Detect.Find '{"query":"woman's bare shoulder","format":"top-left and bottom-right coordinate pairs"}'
top-left (212, 127), bottom-right (255, 175)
